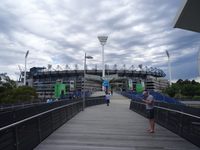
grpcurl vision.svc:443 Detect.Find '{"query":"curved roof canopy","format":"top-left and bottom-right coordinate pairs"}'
top-left (174, 0), bottom-right (200, 33)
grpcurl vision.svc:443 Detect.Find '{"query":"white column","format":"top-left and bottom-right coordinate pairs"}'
top-left (83, 53), bottom-right (86, 111)
top-left (24, 57), bottom-right (27, 86)
top-left (198, 47), bottom-right (200, 76)
top-left (102, 45), bottom-right (105, 78)
top-left (168, 57), bottom-right (172, 86)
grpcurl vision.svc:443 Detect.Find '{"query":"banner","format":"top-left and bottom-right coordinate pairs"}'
top-left (136, 83), bottom-right (144, 93)
top-left (54, 83), bottom-right (66, 98)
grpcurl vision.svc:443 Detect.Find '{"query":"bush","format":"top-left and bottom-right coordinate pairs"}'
top-left (174, 93), bottom-right (183, 99)
top-left (180, 95), bottom-right (192, 100)
top-left (192, 96), bottom-right (200, 100)
top-left (0, 86), bottom-right (38, 104)
top-left (164, 79), bottom-right (200, 98)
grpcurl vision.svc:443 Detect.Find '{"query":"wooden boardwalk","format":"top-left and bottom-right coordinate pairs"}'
top-left (35, 93), bottom-right (199, 150)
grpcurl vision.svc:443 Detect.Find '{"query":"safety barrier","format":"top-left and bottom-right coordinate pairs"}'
top-left (121, 91), bottom-right (184, 105)
top-left (0, 96), bottom-right (105, 150)
top-left (130, 100), bottom-right (200, 147)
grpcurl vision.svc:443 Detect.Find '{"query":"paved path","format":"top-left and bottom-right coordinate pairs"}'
top-left (35, 93), bottom-right (199, 150)
top-left (90, 91), bottom-right (105, 97)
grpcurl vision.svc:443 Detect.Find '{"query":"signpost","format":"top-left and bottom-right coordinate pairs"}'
top-left (103, 80), bottom-right (109, 93)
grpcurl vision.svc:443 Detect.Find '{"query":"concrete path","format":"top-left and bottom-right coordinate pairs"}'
top-left (90, 91), bottom-right (105, 97)
top-left (35, 93), bottom-right (199, 150)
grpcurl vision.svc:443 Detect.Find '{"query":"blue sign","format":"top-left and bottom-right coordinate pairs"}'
top-left (103, 80), bottom-right (109, 87)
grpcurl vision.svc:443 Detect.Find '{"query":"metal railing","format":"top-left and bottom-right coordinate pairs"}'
top-left (130, 100), bottom-right (200, 148)
top-left (0, 96), bottom-right (105, 150)
top-left (0, 91), bottom-right (93, 112)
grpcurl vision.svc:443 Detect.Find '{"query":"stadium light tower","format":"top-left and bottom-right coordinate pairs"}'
top-left (83, 53), bottom-right (93, 111)
top-left (98, 35), bottom-right (108, 79)
top-left (198, 47), bottom-right (200, 76)
top-left (24, 50), bottom-right (29, 86)
top-left (166, 50), bottom-right (172, 86)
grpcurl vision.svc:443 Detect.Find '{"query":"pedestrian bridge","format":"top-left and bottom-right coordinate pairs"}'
top-left (35, 93), bottom-right (199, 150)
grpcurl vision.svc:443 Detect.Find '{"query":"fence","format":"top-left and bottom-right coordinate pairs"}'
top-left (121, 91), bottom-right (184, 105)
top-left (0, 96), bottom-right (105, 150)
top-left (130, 100), bottom-right (200, 148)
top-left (0, 91), bottom-right (93, 112)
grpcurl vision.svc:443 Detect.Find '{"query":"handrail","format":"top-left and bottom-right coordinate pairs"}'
top-left (131, 100), bottom-right (200, 119)
top-left (0, 101), bottom-right (81, 132)
top-left (0, 101), bottom-right (46, 111)
top-left (0, 95), bottom-right (101, 111)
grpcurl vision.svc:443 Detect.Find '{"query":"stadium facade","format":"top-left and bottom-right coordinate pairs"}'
top-left (25, 66), bottom-right (169, 99)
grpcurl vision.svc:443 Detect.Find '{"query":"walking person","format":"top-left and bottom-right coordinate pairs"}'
top-left (105, 92), bottom-right (110, 106)
top-left (111, 89), bottom-right (113, 95)
top-left (142, 91), bottom-right (155, 133)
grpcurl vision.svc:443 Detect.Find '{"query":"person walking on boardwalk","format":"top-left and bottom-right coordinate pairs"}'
top-left (111, 89), bottom-right (113, 95)
top-left (105, 92), bottom-right (110, 106)
top-left (142, 91), bottom-right (155, 133)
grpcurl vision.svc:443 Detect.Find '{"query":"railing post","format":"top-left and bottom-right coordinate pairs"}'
top-left (165, 109), bottom-right (169, 128)
top-left (178, 114), bottom-right (183, 135)
top-left (50, 111), bottom-right (54, 132)
top-left (37, 117), bottom-right (42, 142)
top-left (14, 127), bottom-right (19, 150)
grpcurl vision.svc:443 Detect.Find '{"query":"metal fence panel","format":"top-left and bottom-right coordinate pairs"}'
top-left (0, 96), bottom-right (104, 150)
top-left (130, 100), bottom-right (200, 148)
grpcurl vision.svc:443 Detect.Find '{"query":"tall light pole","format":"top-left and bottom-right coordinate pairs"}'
top-left (83, 53), bottom-right (93, 111)
top-left (98, 35), bottom-right (108, 79)
top-left (166, 50), bottom-right (172, 86)
top-left (24, 50), bottom-right (29, 86)
top-left (198, 47), bottom-right (200, 76)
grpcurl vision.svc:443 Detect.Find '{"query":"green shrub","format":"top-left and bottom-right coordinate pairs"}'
top-left (192, 96), bottom-right (200, 100)
top-left (0, 86), bottom-right (38, 104)
top-left (180, 95), bottom-right (192, 100)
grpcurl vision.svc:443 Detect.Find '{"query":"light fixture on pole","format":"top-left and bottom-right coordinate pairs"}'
top-left (24, 50), bottom-right (29, 86)
top-left (97, 35), bottom-right (108, 79)
top-left (83, 52), bottom-right (93, 111)
top-left (166, 50), bottom-right (172, 86)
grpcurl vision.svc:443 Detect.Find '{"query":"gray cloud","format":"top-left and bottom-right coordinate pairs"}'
top-left (0, 0), bottom-right (200, 81)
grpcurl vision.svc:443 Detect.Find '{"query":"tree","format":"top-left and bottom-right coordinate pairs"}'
top-left (177, 79), bottom-right (183, 84)
top-left (164, 79), bottom-right (200, 99)
top-left (0, 74), bottom-right (37, 104)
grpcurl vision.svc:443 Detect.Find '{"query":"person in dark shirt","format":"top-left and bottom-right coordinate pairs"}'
top-left (105, 92), bottom-right (110, 106)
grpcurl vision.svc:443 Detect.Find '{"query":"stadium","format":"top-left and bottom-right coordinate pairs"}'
top-left (24, 64), bottom-right (169, 99)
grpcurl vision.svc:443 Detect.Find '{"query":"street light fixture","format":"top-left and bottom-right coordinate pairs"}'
top-left (83, 52), bottom-right (93, 111)
top-left (98, 35), bottom-right (108, 78)
top-left (166, 50), bottom-right (172, 86)
top-left (24, 50), bottom-right (29, 86)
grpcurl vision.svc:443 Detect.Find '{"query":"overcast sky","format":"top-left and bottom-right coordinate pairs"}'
top-left (0, 0), bottom-right (200, 81)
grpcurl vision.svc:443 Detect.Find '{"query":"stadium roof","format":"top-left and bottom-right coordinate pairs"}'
top-left (174, 0), bottom-right (200, 33)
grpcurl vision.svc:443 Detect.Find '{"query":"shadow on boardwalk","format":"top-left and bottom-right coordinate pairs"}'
top-left (35, 93), bottom-right (199, 150)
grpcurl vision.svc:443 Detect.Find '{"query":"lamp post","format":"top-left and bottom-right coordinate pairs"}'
top-left (98, 35), bottom-right (108, 79)
top-left (83, 53), bottom-right (93, 111)
top-left (198, 47), bottom-right (200, 76)
top-left (166, 50), bottom-right (172, 86)
top-left (24, 50), bottom-right (29, 86)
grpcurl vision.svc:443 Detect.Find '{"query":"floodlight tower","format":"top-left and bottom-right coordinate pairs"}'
top-left (98, 35), bottom-right (108, 79)
top-left (24, 50), bottom-right (29, 86)
top-left (198, 47), bottom-right (200, 76)
top-left (166, 50), bottom-right (172, 86)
